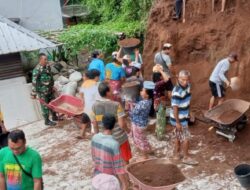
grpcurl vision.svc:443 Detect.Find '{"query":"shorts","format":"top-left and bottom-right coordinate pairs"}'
top-left (74, 113), bottom-right (90, 124)
top-left (173, 127), bottom-right (191, 142)
top-left (165, 79), bottom-right (174, 91)
top-left (209, 81), bottom-right (225, 98)
top-left (120, 140), bottom-right (132, 162)
top-left (0, 132), bottom-right (9, 149)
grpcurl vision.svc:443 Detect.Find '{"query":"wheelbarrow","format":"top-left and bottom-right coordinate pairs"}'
top-left (38, 94), bottom-right (84, 117)
top-left (204, 99), bottom-right (250, 142)
top-left (126, 159), bottom-right (185, 190)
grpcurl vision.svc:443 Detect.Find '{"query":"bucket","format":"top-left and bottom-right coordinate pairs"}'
top-left (234, 164), bottom-right (250, 188)
top-left (230, 77), bottom-right (240, 91)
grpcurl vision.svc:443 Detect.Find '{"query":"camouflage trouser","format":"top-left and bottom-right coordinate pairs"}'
top-left (38, 93), bottom-right (55, 119)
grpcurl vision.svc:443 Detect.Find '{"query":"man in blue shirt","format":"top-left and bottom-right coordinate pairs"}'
top-left (88, 50), bottom-right (105, 81)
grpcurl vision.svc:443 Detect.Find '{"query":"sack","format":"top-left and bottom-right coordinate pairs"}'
top-left (69, 71), bottom-right (82, 82)
top-left (62, 81), bottom-right (77, 96)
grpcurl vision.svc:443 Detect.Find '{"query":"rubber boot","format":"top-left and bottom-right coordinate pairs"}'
top-left (45, 118), bottom-right (56, 126)
top-left (52, 112), bottom-right (58, 121)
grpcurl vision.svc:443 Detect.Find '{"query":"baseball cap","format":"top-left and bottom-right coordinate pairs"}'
top-left (163, 43), bottom-right (172, 48)
top-left (229, 52), bottom-right (238, 61)
top-left (92, 174), bottom-right (121, 190)
top-left (112, 51), bottom-right (118, 59)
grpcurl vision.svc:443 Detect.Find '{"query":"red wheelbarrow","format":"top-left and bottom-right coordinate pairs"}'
top-left (39, 94), bottom-right (84, 117)
top-left (204, 99), bottom-right (250, 142)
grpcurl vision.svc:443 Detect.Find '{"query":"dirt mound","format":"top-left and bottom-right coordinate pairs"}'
top-left (128, 162), bottom-right (185, 187)
top-left (143, 0), bottom-right (250, 107)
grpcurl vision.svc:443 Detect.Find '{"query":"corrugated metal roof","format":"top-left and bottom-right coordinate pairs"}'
top-left (0, 15), bottom-right (56, 55)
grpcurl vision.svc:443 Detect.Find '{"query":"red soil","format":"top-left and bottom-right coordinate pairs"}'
top-left (143, 0), bottom-right (250, 107)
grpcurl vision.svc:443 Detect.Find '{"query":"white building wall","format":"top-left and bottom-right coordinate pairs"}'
top-left (0, 77), bottom-right (42, 129)
top-left (0, 0), bottom-right (63, 31)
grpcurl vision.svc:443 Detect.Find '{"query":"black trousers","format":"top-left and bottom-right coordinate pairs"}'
top-left (175, 0), bottom-right (183, 19)
top-left (0, 132), bottom-right (9, 149)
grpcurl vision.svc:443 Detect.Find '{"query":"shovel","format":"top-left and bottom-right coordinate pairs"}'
top-left (182, 0), bottom-right (186, 23)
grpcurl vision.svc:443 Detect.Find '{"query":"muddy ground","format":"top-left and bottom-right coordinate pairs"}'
top-left (20, 108), bottom-right (250, 189)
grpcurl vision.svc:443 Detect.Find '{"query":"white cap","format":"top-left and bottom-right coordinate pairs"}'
top-left (112, 51), bottom-right (118, 57)
top-left (132, 62), bottom-right (141, 69)
top-left (163, 43), bottom-right (172, 48)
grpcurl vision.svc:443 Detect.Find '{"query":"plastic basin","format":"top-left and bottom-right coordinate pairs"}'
top-left (126, 159), bottom-right (185, 190)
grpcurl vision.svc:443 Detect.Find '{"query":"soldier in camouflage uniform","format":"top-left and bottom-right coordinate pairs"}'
top-left (31, 53), bottom-right (57, 126)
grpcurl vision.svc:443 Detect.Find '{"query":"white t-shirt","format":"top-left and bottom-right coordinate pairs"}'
top-left (79, 80), bottom-right (100, 116)
top-left (209, 58), bottom-right (230, 85)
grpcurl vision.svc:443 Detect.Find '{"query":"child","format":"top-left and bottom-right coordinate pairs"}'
top-left (91, 113), bottom-right (128, 189)
top-left (130, 81), bottom-right (155, 160)
top-left (75, 69), bottom-right (100, 139)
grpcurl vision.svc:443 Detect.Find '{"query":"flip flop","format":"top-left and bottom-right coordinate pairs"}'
top-left (182, 158), bottom-right (199, 165)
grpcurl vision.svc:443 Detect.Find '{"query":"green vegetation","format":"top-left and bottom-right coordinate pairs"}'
top-left (59, 0), bottom-right (153, 60)
top-left (80, 0), bottom-right (153, 23)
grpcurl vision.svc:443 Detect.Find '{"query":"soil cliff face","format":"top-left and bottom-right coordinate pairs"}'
top-left (143, 0), bottom-right (250, 107)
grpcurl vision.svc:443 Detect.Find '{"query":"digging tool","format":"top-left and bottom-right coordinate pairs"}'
top-left (212, 0), bottom-right (215, 12)
top-left (182, 0), bottom-right (186, 23)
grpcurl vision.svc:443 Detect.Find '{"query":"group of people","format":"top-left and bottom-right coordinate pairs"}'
top-left (173, 0), bottom-right (228, 21)
top-left (0, 39), bottom-right (238, 189)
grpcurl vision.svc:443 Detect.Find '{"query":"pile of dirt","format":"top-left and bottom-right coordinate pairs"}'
top-left (143, 0), bottom-right (250, 107)
top-left (128, 162), bottom-right (185, 187)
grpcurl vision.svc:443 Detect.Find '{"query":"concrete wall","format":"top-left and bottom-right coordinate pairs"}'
top-left (0, 77), bottom-right (43, 129)
top-left (0, 0), bottom-right (63, 31)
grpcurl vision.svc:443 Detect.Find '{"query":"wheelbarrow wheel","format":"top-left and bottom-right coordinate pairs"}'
top-left (236, 115), bottom-right (248, 131)
top-left (236, 123), bottom-right (246, 131)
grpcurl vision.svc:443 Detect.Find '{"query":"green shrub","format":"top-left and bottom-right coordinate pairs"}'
top-left (58, 20), bottom-right (144, 60)
top-left (59, 0), bottom-right (153, 61)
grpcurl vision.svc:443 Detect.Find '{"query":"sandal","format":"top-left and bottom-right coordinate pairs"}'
top-left (182, 157), bottom-right (199, 165)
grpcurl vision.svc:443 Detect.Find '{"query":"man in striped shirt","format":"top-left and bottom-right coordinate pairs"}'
top-left (170, 70), bottom-right (198, 165)
top-left (91, 113), bottom-right (128, 190)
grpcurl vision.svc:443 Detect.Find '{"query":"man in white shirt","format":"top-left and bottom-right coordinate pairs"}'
top-left (208, 52), bottom-right (238, 110)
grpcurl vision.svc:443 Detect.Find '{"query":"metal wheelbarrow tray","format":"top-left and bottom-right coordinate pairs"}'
top-left (39, 95), bottom-right (84, 117)
top-left (204, 99), bottom-right (250, 142)
top-left (126, 158), bottom-right (185, 190)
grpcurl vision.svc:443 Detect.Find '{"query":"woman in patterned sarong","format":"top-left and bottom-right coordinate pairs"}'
top-left (130, 81), bottom-right (155, 160)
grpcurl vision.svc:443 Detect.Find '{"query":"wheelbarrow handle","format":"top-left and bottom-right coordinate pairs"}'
top-left (37, 98), bottom-right (54, 110)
